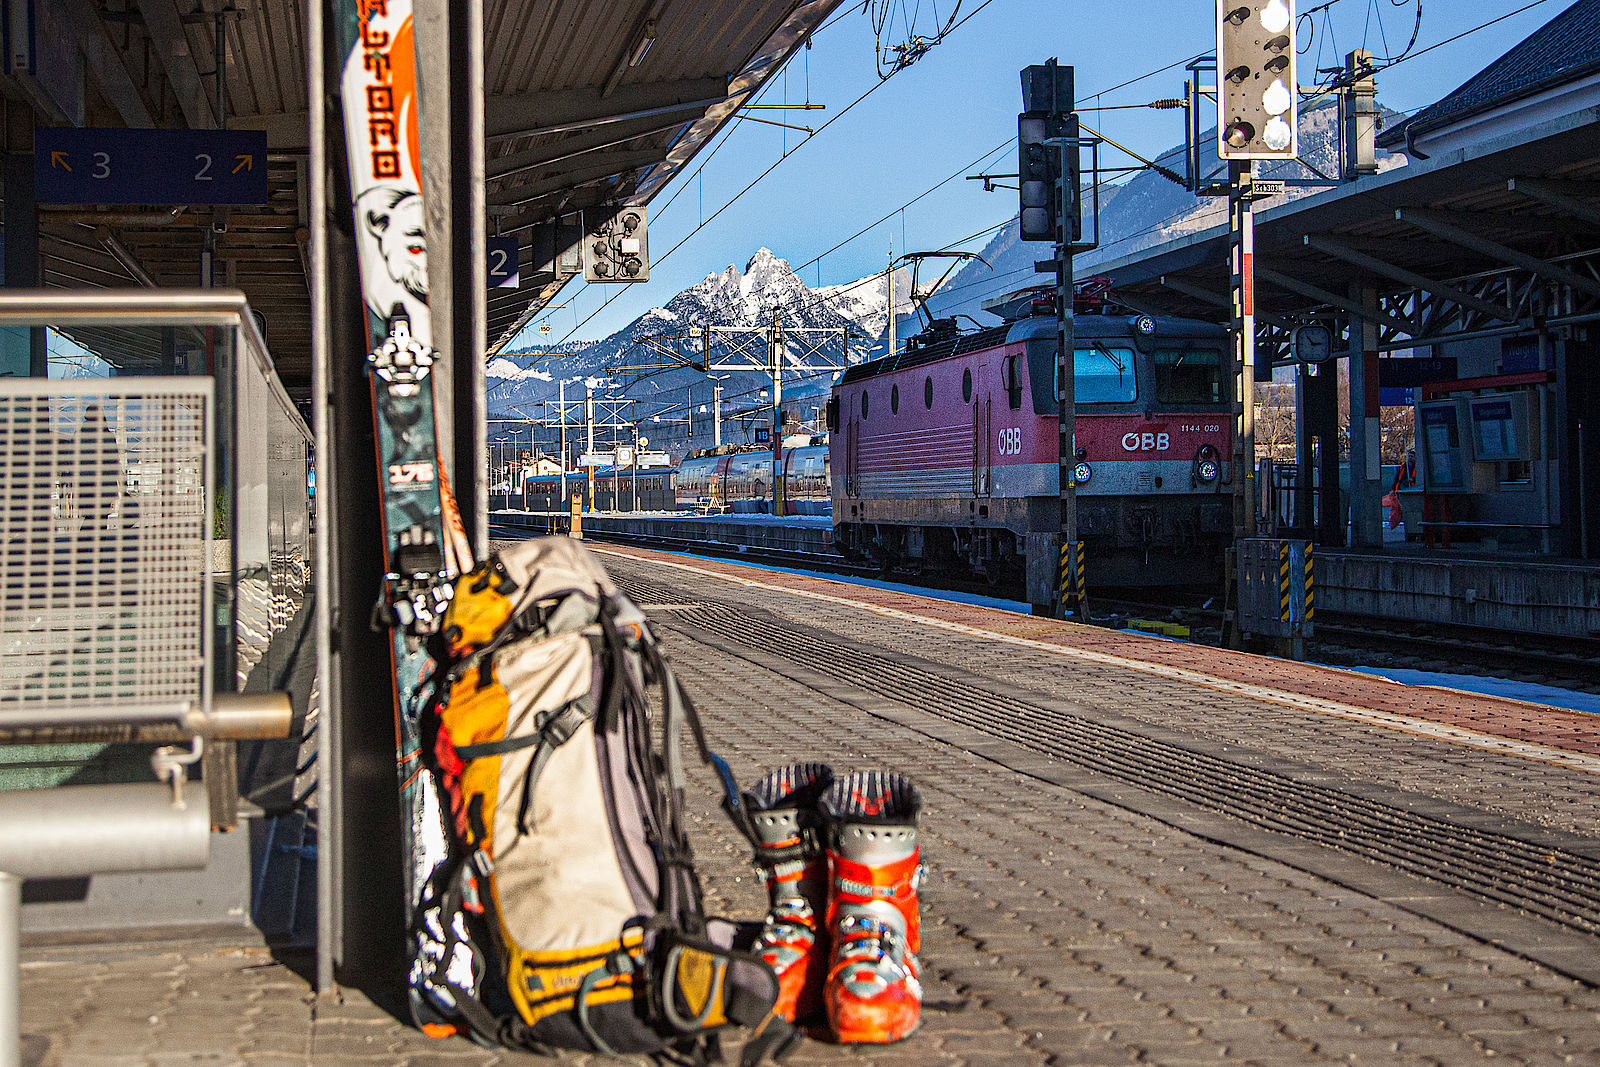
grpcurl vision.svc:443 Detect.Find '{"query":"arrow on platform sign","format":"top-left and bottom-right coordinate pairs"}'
top-left (50, 151), bottom-right (70, 171)
top-left (233, 154), bottom-right (253, 173)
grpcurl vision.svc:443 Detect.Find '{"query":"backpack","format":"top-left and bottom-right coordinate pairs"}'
top-left (408, 536), bottom-right (795, 1065)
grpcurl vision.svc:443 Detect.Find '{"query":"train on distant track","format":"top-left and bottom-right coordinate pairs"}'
top-left (676, 446), bottom-right (830, 515)
top-left (829, 286), bottom-right (1233, 599)
top-left (519, 446), bottom-right (831, 514)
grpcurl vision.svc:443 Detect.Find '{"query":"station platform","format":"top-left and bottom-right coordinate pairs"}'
top-left (493, 508), bottom-right (836, 555)
top-left (19, 541), bottom-right (1600, 1066)
top-left (495, 508), bottom-right (1600, 641)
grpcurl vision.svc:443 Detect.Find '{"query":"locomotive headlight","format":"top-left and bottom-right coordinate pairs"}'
top-left (1197, 458), bottom-right (1219, 482)
top-left (1073, 461), bottom-right (1093, 485)
top-left (1134, 315), bottom-right (1156, 335)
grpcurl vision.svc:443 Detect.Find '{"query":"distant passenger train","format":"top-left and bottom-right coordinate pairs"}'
top-left (677, 445), bottom-right (830, 515)
top-left (516, 444), bottom-right (830, 515)
top-left (829, 287), bottom-right (1232, 600)
top-left (522, 464), bottom-right (677, 512)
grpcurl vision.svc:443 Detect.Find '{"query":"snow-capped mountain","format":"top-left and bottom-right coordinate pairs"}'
top-left (487, 249), bottom-right (912, 448)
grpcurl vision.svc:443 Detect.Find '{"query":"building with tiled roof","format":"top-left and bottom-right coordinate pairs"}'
top-left (1378, 0), bottom-right (1600, 158)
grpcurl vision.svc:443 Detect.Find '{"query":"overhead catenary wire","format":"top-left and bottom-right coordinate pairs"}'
top-left (542, 0), bottom-right (1544, 361)
top-left (544, 0), bottom-right (1006, 350)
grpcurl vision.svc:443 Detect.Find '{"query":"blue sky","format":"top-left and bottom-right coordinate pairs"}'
top-left (519, 0), bottom-right (1572, 348)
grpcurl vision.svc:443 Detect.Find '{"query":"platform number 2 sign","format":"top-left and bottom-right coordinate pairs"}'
top-left (488, 236), bottom-right (519, 289)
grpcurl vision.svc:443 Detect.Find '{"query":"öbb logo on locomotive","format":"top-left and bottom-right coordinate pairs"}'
top-left (997, 427), bottom-right (1024, 455)
top-left (1121, 431), bottom-right (1171, 452)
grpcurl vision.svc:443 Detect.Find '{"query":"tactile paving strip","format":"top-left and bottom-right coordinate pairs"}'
top-left (620, 576), bottom-right (1600, 940)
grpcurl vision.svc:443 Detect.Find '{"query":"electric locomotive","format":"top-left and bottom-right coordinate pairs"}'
top-left (829, 286), bottom-right (1232, 604)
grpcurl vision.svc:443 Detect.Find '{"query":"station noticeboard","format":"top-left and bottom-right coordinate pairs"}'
top-left (34, 128), bottom-right (269, 205)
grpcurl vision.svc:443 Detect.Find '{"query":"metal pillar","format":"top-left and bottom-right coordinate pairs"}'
top-left (770, 311), bottom-right (784, 515)
top-left (886, 253), bottom-right (897, 359)
top-left (558, 379), bottom-right (567, 504)
top-left (713, 384), bottom-right (723, 447)
top-left (414, 0), bottom-right (486, 556)
top-left (0, 872), bottom-right (15, 1067)
top-left (1347, 287), bottom-right (1382, 547)
top-left (314, 0), bottom-right (409, 989)
top-left (2, 146), bottom-right (45, 377)
top-left (585, 387), bottom-right (596, 506)
top-left (1048, 70), bottom-right (1083, 622)
top-left (1229, 159), bottom-right (1258, 539)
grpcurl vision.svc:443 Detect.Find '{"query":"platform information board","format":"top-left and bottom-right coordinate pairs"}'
top-left (34, 128), bottom-right (269, 205)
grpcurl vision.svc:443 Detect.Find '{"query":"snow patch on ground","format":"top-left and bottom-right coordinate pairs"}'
top-left (486, 357), bottom-right (553, 382)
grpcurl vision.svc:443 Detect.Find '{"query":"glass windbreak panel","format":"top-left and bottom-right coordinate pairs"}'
top-left (1154, 347), bottom-right (1223, 404)
top-left (45, 324), bottom-right (214, 379)
top-left (1058, 345), bottom-right (1137, 403)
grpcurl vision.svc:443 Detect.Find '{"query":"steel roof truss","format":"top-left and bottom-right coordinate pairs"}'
top-left (62, 0), bottom-right (155, 126)
top-left (487, 115), bottom-right (690, 182)
top-left (1507, 178), bottom-right (1600, 231)
top-left (1397, 208), bottom-right (1600, 300)
top-left (1256, 267), bottom-right (1415, 337)
top-left (136, 0), bottom-right (218, 129)
top-left (1303, 234), bottom-right (1525, 326)
top-left (1157, 273), bottom-right (1295, 329)
top-left (487, 150), bottom-right (665, 207)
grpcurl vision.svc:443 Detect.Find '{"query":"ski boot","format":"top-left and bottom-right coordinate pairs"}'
top-left (742, 763), bottom-right (835, 1022)
top-left (819, 771), bottom-right (923, 1044)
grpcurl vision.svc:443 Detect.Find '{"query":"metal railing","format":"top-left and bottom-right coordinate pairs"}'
top-left (0, 290), bottom-right (305, 1067)
top-left (0, 378), bottom-right (213, 726)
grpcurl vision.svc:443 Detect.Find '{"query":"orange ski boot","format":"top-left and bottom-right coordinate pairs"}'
top-left (819, 771), bottom-right (923, 1044)
top-left (743, 763), bottom-right (834, 1022)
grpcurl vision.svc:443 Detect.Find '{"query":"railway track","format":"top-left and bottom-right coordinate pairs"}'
top-left (1095, 593), bottom-right (1600, 686)
top-left (489, 521), bottom-right (1599, 689)
top-left (616, 579), bottom-right (1600, 949)
top-left (489, 520), bottom-right (880, 578)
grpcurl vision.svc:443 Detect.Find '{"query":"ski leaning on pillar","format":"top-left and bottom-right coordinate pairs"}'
top-left (335, 0), bottom-right (474, 1020)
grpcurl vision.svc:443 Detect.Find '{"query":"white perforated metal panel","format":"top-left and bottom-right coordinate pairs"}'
top-left (0, 379), bottom-right (213, 721)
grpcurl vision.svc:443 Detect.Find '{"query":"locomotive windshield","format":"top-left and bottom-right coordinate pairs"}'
top-left (1056, 344), bottom-right (1138, 403)
top-left (1153, 347), bottom-right (1224, 404)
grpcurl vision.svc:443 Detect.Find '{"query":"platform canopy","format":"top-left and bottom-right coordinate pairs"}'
top-left (10, 0), bottom-right (843, 396)
top-left (1087, 0), bottom-right (1600, 364)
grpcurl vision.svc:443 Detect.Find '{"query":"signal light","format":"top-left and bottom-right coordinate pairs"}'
top-left (1017, 62), bottom-right (1078, 243)
top-left (1216, 0), bottom-right (1298, 160)
top-left (1018, 112), bottom-right (1076, 242)
top-left (583, 206), bottom-right (650, 283)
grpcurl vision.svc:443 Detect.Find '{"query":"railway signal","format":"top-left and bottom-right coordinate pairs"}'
top-left (583, 206), bottom-right (650, 282)
top-left (1018, 112), bottom-right (1076, 242)
top-left (1017, 64), bottom-right (1078, 243)
top-left (1216, 0), bottom-right (1298, 159)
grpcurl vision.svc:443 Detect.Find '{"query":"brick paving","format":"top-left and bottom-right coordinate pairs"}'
top-left (18, 544), bottom-right (1600, 1065)
top-left (594, 546), bottom-right (1600, 836)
